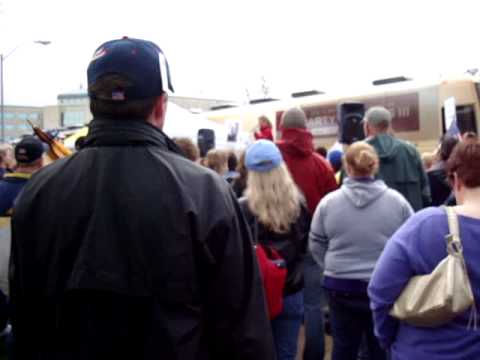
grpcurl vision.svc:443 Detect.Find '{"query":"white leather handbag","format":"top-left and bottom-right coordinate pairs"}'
top-left (390, 207), bottom-right (476, 327)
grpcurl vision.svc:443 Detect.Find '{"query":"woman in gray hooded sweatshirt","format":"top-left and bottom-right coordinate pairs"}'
top-left (309, 142), bottom-right (413, 360)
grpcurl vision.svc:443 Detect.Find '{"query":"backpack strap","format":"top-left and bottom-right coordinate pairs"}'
top-left (238, 197), bottom-right (258, 245)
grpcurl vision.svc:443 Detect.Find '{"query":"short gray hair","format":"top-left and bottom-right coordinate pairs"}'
top-left (364, 106), bottom-right (392, 129)
top-left (281, 107), bottom-right (307, 129)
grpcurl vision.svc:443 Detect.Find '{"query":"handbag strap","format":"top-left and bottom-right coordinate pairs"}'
top-left (444, 206), bottom-right (463, 255)
top-left (444, 206), bottom-right (479, 329)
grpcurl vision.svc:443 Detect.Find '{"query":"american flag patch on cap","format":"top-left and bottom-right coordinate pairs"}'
top-left (112, 91), bottom-right (125, 101)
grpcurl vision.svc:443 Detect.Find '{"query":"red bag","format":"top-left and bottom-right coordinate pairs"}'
top-left (255, 243), bottom-right (287, 320)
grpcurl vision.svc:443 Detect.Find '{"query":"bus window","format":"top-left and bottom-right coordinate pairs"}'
top-left (441, 105), bottom-right (477, 135)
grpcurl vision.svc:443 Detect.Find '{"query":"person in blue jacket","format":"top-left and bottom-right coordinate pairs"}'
top-left (0, 136), bottom-right (44, 215)
top-left (369, 141), bottom-right (480, 360)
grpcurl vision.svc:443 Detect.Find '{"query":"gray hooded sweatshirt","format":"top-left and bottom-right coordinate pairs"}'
top-left (309, 178), bottom-right (413, 282)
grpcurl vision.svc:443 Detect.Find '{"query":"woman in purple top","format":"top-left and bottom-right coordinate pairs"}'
top-left (368, 142), bottom-right (480, 360)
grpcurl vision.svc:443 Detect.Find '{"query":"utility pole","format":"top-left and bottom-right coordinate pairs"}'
top-left (1, 54), bottom-right (4, 143)
top-left (260, 75), bottom-right (270, 98)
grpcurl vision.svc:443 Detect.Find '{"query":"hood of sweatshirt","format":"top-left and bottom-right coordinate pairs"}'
top-left (367, 133), bottom-right (403, 162)
top-left (341, 177), bottom-right (388, 208)
top-left (276, 128), bottom-right (314, 158)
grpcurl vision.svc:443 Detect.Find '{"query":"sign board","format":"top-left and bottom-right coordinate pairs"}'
top-left (444, 97), bottom-right (457, 132)
top-left (276, 92), bottom-right (420, 138)
top-left (365, 93), bottom-right (420, 132)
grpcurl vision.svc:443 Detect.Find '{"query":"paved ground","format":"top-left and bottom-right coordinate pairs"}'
top-left (0, 326), bottom-right (334, 360)
top-left (295, 325), bottom-right (333, 360)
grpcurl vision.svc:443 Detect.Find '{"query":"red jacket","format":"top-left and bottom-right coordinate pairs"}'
top-left (277, 128), bottom-right (337, 214)
top-left (254, 125), bottom-right (274, 141)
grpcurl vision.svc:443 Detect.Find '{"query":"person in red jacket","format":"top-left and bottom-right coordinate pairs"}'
top-left (254, 115), bottom-right (274, 141)
top-left (277, 108), bottom-right (337, 214)
top-left (277, 107), bottom-right (337, 360)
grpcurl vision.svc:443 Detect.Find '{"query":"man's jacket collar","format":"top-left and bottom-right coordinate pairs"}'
top-left (4, 172), bottom-right (32, 180)
top-left (83, 118), bottom-right (184, 156)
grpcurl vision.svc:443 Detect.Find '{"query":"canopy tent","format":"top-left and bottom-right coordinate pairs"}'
top-left (63, 102), bottom-right (238, 150)
top-left (163, 103), bottom-right (227, 142)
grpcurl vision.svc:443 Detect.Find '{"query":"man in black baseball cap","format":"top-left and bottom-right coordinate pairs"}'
top-left (10, 38), bottom-right (274, 360)
top-left (0, 136), bottom-right (44, 215)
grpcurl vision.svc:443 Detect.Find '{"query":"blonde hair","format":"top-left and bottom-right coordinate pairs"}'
top-left (205, 149), bottom-right (228, 175)
top-left (245, 163), bottom-right (301, 233)
top-left (345, 142), bottom-right (379, 177)
top-left (0, 144), bottom-right (15, 169)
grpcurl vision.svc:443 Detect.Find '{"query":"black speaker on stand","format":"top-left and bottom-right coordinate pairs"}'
top-left (197, 129), bottom-right (215, 157)
top-left (338, 102), bottom-right (366, 144)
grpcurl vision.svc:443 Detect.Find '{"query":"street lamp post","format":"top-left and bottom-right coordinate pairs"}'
top-left (1, 53), bottom-right (5, 143)
top-left (0, 40), bottom-right (51, 143)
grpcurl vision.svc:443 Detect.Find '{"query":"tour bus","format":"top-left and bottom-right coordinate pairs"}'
top-left (203, 76), bottom-right (480, 153)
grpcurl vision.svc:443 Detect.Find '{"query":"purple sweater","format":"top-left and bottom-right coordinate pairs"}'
top-left (368, 207), bottom-right (480, 360)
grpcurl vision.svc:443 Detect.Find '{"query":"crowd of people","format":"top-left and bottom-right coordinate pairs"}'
top-left (0, 37), bottom-right (479, 360)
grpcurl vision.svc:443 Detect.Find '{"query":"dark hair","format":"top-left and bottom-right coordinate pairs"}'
top-left (173, 137), bottom-right (199, 162)
top-left (75, 136), bottom-right (86, 151)
top-left (315, 146), bottom-right (328, 158)
top-left (439, 135), bottom-right (459, 161)
top-left (17, 157), bottom-right (43, 168)
top-left (89, 74), bottom-right (161, 120)
top-left (447, 142), bottom-right (480, 188)
top-left (232, 151), bottom-right (248, 197)
top-left (462, 131), bottom-right (478, 144)
top-left (227, 152), bottom-right (238, 171)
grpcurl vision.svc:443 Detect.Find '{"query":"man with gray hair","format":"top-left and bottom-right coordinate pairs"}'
top-left (364, 106), bottom-right (430, 211)
top-left (277, 107), bottom-right (337, 360)
top-left (278, 107), bottom-right (337, 213)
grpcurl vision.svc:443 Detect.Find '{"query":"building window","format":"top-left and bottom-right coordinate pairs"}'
top-left (3, 112), bottom-right (15, 120)
top-left (28, 113), bottom-right (39, 121)
top-left (62, 111), bottom-right (85, 126)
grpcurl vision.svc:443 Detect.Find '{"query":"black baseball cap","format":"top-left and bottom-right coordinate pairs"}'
top-left (87, 37), bottom-right (174, 101)
top-left (15, 136), bottom-right (45, 163)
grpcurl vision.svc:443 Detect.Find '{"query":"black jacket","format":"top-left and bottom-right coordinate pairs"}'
top-left (239, 198), bottom-right (310, 296)
top-left (427, 165), bottom-right (452, 206)
top-left (10, 118), bottom-right (275, 360)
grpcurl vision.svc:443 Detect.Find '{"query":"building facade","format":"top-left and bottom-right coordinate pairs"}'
top-left (1, 105), bottom-right (43, 142)
top-left (57, 91), bottom-right (92, 127)
top-left (1, 92), bottom-right (232, 143)
top-left (169, 96), bottom-right (233, 113)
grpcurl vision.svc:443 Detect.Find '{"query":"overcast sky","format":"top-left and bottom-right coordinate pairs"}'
top-left (1, 0), bottom-right (479, 106)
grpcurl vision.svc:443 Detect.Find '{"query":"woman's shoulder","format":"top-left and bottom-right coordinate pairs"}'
top-left (402, 207), bottom-right (446, 228)
top-left (318, 187), bottom-right (344, 207)
top-left (390, 207), bottom-right (448, 249)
